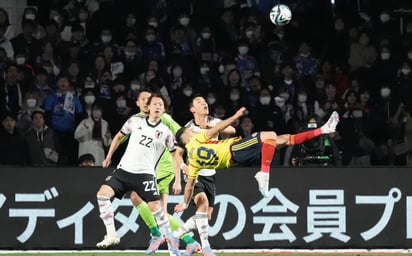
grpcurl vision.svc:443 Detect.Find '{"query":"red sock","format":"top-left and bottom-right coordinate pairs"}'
top-left (289, 128), bottom-right (322, 145)
top-left (261, 139), bottom-right (276, 173)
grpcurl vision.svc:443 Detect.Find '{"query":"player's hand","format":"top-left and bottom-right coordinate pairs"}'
top-left (102, 158), bottom-right (111, 168)
top-left (174, 203), bottom-right (186, 213)
top-left (181, 164), bottom-right (189, 175)
top-left (234, 107), bottom-right (247, 119)
top-left (172, 181), bottom-right (181, 195)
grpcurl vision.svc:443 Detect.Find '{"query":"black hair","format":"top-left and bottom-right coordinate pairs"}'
top-left (147, 92), bottom-right (168, 111)
top-left (78, 153), bottom-right (95, 165)
top-left (189, 93), bottom-right (205, 107)
top-left (175, 127), bottom-right (188, 148)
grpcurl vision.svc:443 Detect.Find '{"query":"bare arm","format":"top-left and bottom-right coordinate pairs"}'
top-left (205, 107), bottom-right (246, 140)
top-left (102, 132), bottom-right (125, 167)
top-left (221, 125), bottom-right (236, 136)
top-left (171, 147), bottom-right (185, 194)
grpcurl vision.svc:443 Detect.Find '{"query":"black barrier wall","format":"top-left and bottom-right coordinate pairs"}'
top-left (1, 167), bottom-right (412, 249)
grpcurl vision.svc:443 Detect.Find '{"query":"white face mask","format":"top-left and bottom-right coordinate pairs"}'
top-left (146, 34), bottom-right (155, 42)
top-left (245, 30), bottom-right (254, 38)
top-left (381, 52), bottom-right (390, 60)
top-left (380, 88), bottom-right (391, 97)
top-left (16, 57), bottom-right (26, 65)
top-left (230, 92), bottom-right (240, 101)
top-left (116, 99), bottom-right (127, 108)
top-left (183, 88), bottom-right (192, 97)
top-left (84, 95), bottom-right (96, 104)
top-left (401, 68), bottom-right (411, 75)
top-left (238, 46), bottom-right (249, 55)
top-left (200, 67), bottom-right (209, 75)
top-left (352, 110), bottom-right (363, 118)
top-left (179, 17), bottom-right (190, 26)
top-left (84, 79), bottom-right (95, 88)
top-left (130, 83), bottom-right (140, 91)
top-left (25, 14), bottom-right (35, 20)
top-left (274, 97), bottom-right (285, 108)
top-left (173, 68), bottom-right (182, 77)
top-left (218, 64), bottom-right (225, 74)
top-left (26, 99), bottom-right (37, 108)
top-left (125, 50), bottom-right (136, 57)
top-left (297, 94), bottom-right (307, 102)
top-left (259, 96), bottom-right (271, 105)
top-left (92, 109), bottom-right (102, 119)
top-left (148, 21), bottom-right (158, 27)
top-left (202, 32), bottom-right (211, 39)
top-left (207, 97), bottom-right (216, 105)
top-left (380, 13), bottom-right (390, 23)
top-left (101, 35), bottom-right (112, 43)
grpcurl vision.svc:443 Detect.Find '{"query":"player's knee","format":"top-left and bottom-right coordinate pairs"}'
top-left (261, 131), bottom-right (277, 141)
top-left (97, 185), bottom-right (114, 198)
top-left (130, 191), bottom-right (143, 206)
top-left (194, 194), bottom-right (209, 209)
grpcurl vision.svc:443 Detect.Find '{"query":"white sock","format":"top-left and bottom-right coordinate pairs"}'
top-left (194, 212), bottom-right (209, 248)
top-left (97, 196), bottom-right (117, 236)
top-left (173, 216), bottom-right (197, 238)
top-left (152, 208), bottom-right (172, 236)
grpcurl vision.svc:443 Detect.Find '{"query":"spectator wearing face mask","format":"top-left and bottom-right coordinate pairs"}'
top-left (252, 87), bottom-right (287, 133)
top-left (292, 89), bottom-right (313, 129)
top-left (196, 25), bottom-right (217, 63)
top-left (295, 42), bottom-right (318, 80)
top-left (75, 103), bottom-right (112, 166)
top-left (226, 87), bottom-right (248, 116)
top-left (370, 45), bottom-right (398, 85)
top-left (368, 85), bottom-right (399, 165)
top-left (196, 61), bottom-right (223, 96)
top-left (81, 89), bottom-right (97, 117)
top-left (120, 39), bottom-right (143, 80)
top-left (141, 26), bottom-right (166, 64)
top-left (17, 91), bottom-right (41, 134)
top-left (235, 40), bottom-right (260, 87)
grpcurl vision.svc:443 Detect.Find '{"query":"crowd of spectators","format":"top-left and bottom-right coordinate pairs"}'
top-left (1, 0), bottom-right (412, 167)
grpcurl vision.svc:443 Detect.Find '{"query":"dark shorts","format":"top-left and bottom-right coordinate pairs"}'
top-left (193, 175), bottom-right (216, 206)
top-left (231, 132), bottom-right (262, 166)
top-left (103, 168), bottom-right (160, 202)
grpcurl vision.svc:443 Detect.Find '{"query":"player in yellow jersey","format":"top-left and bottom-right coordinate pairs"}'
top-left (174, 107), bottom-right (339, 211)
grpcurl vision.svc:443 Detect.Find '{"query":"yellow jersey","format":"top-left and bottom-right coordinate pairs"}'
top-left (186, 131), bottom-right (241, 179)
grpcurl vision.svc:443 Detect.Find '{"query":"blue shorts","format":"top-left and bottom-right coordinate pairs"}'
top-left (231, 132), bottom-right (262, 166)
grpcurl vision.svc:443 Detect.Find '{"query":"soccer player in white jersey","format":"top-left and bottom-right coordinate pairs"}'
top-left (96, 93), bottom-right (181, 256)
top-left (174, 95), bottom-right (236, 256)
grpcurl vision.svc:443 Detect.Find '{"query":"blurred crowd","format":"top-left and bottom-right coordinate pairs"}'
top-left (1, 0), bottom-right (412, 167)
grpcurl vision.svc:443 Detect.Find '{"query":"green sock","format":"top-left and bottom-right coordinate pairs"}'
top-left (137, 202), bottom-right (161, 237)
top-left (168, 214), bottom-right (195, 244)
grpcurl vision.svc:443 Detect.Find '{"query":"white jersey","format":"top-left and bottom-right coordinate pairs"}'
top-left (118, 115), bottom-right (176, 175)
top-left (185, 116), bottom-right (221, 176)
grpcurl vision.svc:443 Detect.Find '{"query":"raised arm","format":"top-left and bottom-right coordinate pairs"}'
top-left (102, 132), bottom-right (125, 167)
top-left (205, 107), bottom-right (246, 140)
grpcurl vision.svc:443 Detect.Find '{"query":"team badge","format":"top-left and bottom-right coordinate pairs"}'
top-left (155, 130), bottom-right (163, 139)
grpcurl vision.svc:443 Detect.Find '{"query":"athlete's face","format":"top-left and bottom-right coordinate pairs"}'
top-left (136, 91), bottom-right (151, 114)
top-left (148, 96), bottom-right (165, 118)
top-left (190, 96), bottom-right (209, 115)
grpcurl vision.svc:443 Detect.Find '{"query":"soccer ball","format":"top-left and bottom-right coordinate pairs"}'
top-left (269, 4), bottom-right (292, 26)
